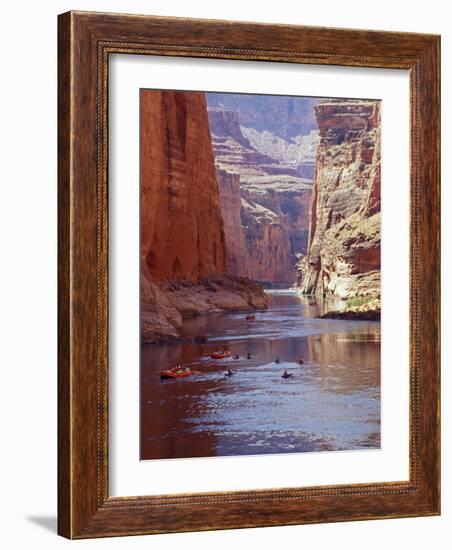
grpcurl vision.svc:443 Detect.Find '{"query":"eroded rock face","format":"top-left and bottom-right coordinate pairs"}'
top-left (140, 90), bottom-right (267, 342)
top-left (241, 127), bottom-right (318, 179)
top-left (141, 90), bottom-right (227, 283)
top-left (207, 108), bottom-right (298, 177)
top-left (141, 268), bottom-right (268, 343)
top-left (163, 274), bottom-right (268, 318)
top-left (216, 169), bottom-right (249, 277)
top-left (296, 100), bottom-right (381, 300)
top-left (207, 93), bottom-right (321, 139)
top-left (208, 106), bottom-right (312, 284)
top-left (141, 266), bottom-right (183, 341)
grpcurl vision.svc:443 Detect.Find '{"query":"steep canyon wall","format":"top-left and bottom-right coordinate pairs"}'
top-left (207, 106), bottom-right (312, 284)
top-left (140, 91), bottom-right (267, 342)
top-left (141, 91), bottom-right (227, 283)
top-left (296, 100), bottom-right (381, 302)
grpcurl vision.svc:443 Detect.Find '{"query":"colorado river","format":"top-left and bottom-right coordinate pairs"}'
top-left (141, 290), bottom-right (380, 460)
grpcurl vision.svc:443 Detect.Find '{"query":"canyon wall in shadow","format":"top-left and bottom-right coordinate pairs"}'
top-left (140, 90), bottom-right (267, 342)
top-left (141, 90), bottom-right (227, 283)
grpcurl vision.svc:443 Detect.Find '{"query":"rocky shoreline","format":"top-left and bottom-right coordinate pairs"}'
top-left (141, 273), bottom-right (268, 343)
top-left (317, 297), bottom-right (381, 321)
top-left (318, 309), bottom-right (380, 321)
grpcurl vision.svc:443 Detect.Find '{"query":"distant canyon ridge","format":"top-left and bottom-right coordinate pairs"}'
top-left (140, 90), bottom-right (381, 342)
top-left (207, 93), bottom-right (316, 284)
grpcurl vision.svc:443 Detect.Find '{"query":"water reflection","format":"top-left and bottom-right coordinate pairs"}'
top-left (141, 291), bottom-right (380, 460)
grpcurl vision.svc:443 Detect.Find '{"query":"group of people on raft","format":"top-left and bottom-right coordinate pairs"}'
top-left (160, 365), bottom-right (193, 379)
top-left (210, 351), bottom-right (304, 379)
top-left (161, 353), bottom-right (304, 380)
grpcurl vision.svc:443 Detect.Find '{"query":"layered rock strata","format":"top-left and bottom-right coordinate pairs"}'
top-left (207, 93), bottom-right (321, 139)
top-left (141, 269), bottom-right (268, 342)
top-left (296, 100), bottom-right (381, 303)
top-left (207, 107), bottom-right (312, 284)
top-left (241, 127), bottom-right (318, 180)
top-left (140, 90), bottom-right (267, 342)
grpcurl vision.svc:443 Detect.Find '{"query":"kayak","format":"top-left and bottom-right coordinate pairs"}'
top-left (245, 314), bottom-right (256, 321)
top-left (160, 368), bottom-right (193, 380)
top-left (211, 351), bottom-right (231, 359)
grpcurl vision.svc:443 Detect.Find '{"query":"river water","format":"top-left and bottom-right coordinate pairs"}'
top-left (141, 290), bottom-right (380, 460)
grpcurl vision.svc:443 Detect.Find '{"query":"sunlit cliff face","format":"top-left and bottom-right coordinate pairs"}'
top-left (297, 100), bottom-right (381, 301)
top-left (207, 96), bottom-right (316, 285)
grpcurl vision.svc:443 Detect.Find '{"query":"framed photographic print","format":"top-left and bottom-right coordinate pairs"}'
top-left (58, 11), bottom-right (440, 538)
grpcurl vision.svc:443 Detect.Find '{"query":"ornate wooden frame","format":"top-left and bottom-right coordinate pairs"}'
top-left (58, 10), bottom-right (440, 539)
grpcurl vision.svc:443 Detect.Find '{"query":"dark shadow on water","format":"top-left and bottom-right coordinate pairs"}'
top-left (26, 516), bottom-right (57, 533)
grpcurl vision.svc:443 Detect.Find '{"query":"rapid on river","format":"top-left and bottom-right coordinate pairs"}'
top-left (141, 290), bottom-right (380, 460)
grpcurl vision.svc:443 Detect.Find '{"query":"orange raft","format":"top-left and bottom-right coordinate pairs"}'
top-left (160, 366), bottom-right (193, 380)
top-left (211, 351), bottom-right (231, 359)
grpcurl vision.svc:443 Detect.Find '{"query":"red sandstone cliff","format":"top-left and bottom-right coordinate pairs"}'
top-left (216, 169), bottom-right (249, 276)
top-left (141, 91), bottom-right (227, 282)
top-left (140, 91), bottom-right (267, 342)
top-left (296, 100), bottom-right (381, 302)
